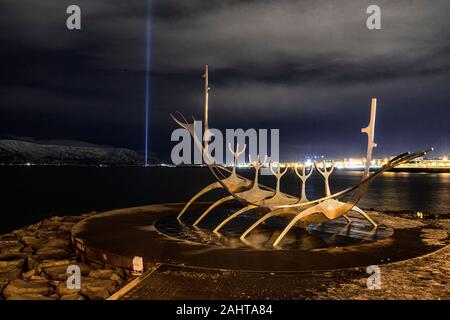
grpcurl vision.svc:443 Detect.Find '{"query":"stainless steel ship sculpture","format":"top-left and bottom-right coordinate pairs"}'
top-left (171, 65), bottom-right (432, 248)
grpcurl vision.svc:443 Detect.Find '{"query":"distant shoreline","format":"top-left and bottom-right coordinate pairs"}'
top-left (1, 163), bottom-right (449, 173)
top-left (340, 167), bottom-right (450, 173)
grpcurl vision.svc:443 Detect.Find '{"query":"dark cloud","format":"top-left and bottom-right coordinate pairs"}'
top-left (0, 0), bottom-right (449, 160)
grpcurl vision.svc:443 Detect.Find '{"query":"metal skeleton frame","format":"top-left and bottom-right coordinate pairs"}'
top-left (192, 150), bottom-right (273, 227)
top-left (212, 162), bottom-right (298, 233)
top-left (170, 65), bottom-right (433, 247)
top-left (175, 123), bottom-right (252, 220)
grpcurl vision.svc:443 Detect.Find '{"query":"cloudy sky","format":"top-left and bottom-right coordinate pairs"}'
top-left (0, 0), bottom-right (449, 161)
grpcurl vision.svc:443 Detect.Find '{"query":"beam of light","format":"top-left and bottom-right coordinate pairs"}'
top-left (144, 0), bottom-right (152, 166)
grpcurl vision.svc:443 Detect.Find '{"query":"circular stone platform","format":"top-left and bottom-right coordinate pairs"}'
top-left (71, 203), bottom-right (449, 272)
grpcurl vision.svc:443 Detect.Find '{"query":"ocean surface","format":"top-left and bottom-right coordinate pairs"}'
top-left (1, 166), bottom-right (449, 234)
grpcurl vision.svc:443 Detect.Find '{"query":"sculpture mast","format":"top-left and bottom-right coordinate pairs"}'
top-left (203, 65), bottom-right (210, 153)
top-left (361, 98), bottom-right (377, 178)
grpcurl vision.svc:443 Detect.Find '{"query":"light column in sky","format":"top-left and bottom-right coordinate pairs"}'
top-left (144, 0), bottom-right (152, 166)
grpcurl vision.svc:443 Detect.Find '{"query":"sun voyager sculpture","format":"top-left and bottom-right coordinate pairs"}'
top-left (171, 65), bottom-right (432, 248)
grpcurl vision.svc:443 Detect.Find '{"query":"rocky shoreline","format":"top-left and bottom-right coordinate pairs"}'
top-left (0, 212), bottom-right (133, 300)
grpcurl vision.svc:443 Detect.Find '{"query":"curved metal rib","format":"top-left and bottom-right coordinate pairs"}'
top-left (273, 207), bottom-right (322, 247)
top-left (193, 195), bottom-right (234, 226)
top-left (177, 181), bottom-right (221, 220)
top-left (240, 209), bottom-right (297, 241)
top-left (213, 205), bottom-right (258, 234)
top-left (351, 206), bottom-right (377, 228)
top-left (197, 156), bottom-right (274, 228)
top-left (271, 169), bottom-right (383, 247)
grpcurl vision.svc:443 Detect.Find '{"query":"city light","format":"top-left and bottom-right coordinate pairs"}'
top-left (226, 156), bottom-right (450, 170)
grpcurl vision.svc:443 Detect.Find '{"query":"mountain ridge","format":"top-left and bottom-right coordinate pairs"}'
top-left (0, 139), bottom-right (144, 165)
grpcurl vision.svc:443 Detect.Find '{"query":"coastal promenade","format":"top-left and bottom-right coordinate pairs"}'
top-left (119, 242), bottom-right (450, 300)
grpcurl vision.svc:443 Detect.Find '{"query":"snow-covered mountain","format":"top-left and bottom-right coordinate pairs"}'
top-left (0, 140), bottom-right (143, 165)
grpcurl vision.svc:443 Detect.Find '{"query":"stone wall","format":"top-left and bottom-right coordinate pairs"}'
top-left (0, 213), bottom-right (132, 300)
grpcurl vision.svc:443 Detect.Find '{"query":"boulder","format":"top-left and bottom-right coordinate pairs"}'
top-left (44, 238), bottom-right (71, 248)
top-left (36, 230), bottom-right (55, 238)
top-left (42, 265), bottom-right (70, 281)
top-left (57, 283), bottom-right (80, 296)
top-left (0, 238), bottom-right (21, 256)
top-left (12, 229), bottom-right (32, 238)
top-left (25, 222), bottom-right (41, 231)
top-left (0, 259), bottom-right (25, 272)
top-left (40, 219), bottom-right (62, 231)
top-left (114, 268), bottom-right (126, 279)
top-left (37, 259), bottom-right (74, 269)
top-left (22, 246), bottom-right (34, 254)
top-left (60, 293), bottom-right (85, 300)
top-left (43, 263), bottom-right (91, 281)
top-left (63, 216), bottom-right (84, 223)
top-left (88, 269), bottom-right (123, 284)
top-left (35, 247), bottom-right (72, 260)
top-left (6, 294), bottom-right (54, 300)
top-left (3, 279), bottom-right (53, 298)
top-left (54, 232), bottom-right (71, 240)
top-left (0, 245), bottom-right (23, 254)
top-left (59, 223), bottom-right (75, 233)
top-left (89, 261), bottom-right (105, 269)
top-left (21, 236), bottom-right (44, 248)
top-left (0, 271), bottom-right (22, 281)
top-left (0, 252), bottom-right (28, 261)
top-left (0, 239), bottom-right (20, 248)
top-left (49, 280), bottom-right (62, 287)
top-left (27, 256), bottom-right (39, 270)
top-left (79, 277), bottom-right (117, 300)
top-left (22, 269), bottom-right (35, 279)
top-left (22, 270), bottom-right (49, 281)
top-left (0, 279), bottom-right (8, 293)
top-left (77, 263), bottom-right (93, 276)
top-left (0, 233), bottom-right (18, 241)
top-left (29, 279), bottom-right (50, 287)
top-left (123, 269), bottom-right (133, 277)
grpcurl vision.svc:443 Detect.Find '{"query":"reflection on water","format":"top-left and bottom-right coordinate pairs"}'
top-left (1, 166), bottom-right (449, 234)
top-left (154, 208), bottom-right (394, 250)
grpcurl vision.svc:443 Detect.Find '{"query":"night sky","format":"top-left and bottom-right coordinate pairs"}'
top-left (0, 0), bottom-right (449, 162)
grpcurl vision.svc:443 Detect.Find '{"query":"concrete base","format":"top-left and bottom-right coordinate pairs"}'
top-left (71, 203), bottom-right (447, 272)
